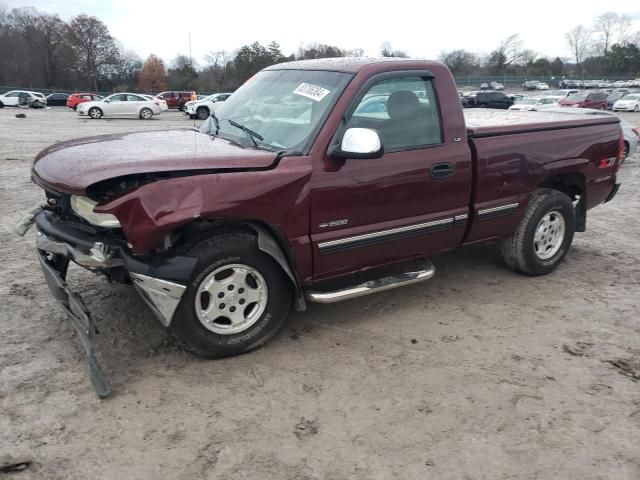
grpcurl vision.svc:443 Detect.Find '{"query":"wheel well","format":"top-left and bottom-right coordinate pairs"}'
top-left (169, 219), bottom-right (306, 310)
top-left (538, 172), bottom-right (586, 232)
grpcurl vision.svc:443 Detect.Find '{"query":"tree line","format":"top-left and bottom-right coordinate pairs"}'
top-left (440, 13), bottom-right (640, 78)
top-left (1, 6), bottom-right (639, 95)
top-left (0, 6), bottom-right (405, 93)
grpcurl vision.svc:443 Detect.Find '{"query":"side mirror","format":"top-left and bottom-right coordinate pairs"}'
top-left (104, 99), bottom-right (111, 103)
top-left (330, 128), bottom-right (384, 160)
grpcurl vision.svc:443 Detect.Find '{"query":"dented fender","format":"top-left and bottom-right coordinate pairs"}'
top-left (94, 156), bottom-right (314, 281)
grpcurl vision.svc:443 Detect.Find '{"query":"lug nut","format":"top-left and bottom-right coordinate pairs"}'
top-left (220, 303), bottom-right (226, 309)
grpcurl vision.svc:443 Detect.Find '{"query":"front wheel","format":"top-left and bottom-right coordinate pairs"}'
top-left (500, 189), bottom-right (576, 276)
top-left (196, 106), bottom-right (210, 120)
top-left (169, 231), bottom-right (292, 358)
top-left (139, 107), bottom-right (153, 119)
top-left (88, 107), bottom-right (102, 119)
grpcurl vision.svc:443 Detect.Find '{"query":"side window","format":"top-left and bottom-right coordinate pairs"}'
top-left (347, 75), bottom-right (441, 151)
top-left (7, 92), bottom-right (20, 97)
top-left (110, 94), bottom-right (126, 102)
top-left (127, 94), bottom-right (141, 102)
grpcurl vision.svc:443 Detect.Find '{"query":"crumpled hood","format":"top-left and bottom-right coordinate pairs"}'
top-left (32, 129), bottom-right (277, 195)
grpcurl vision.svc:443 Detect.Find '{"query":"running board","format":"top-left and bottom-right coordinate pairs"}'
top-left (305, 259), bottom-right (435, 304)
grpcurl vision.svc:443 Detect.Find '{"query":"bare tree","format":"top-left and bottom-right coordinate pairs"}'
top-left (438, 49), bottom-right (479, 75)
top-left (380, 41), bottom-right (408, 58)
top-left (565, 25), bottom-right (592, 75)
top-left (66, 14), bottom-right (119, 90)
top-left (594, 12), bottom-right (633, 54)
top-left (486, 34), bottom-right (525, 73)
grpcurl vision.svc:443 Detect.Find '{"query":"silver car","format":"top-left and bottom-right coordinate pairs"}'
top-left (542, 108), bottom-right (638, 161)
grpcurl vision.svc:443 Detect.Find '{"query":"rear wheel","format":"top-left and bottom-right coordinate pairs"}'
top-left (501, 189), bottom-right (576, 276)
top-left (139, 107), bottom-right (153, 120)
top-left (196, 106), bottom-right (210, 120)
top-left (88, 107), bottom-right (102, 119)
top-left (170, 231), bottom-right (292, 358)
top-left (0, 101), bottom-right (4, 108)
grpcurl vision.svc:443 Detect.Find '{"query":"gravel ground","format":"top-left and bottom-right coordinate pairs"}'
top-left (1, 107), bottom-right (639, 480)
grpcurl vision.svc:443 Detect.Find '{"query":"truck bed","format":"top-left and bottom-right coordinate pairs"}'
top-left (464, 109), bottom-right (620, 138)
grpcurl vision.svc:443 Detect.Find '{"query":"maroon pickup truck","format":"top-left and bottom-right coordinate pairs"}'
top-left (17, 58), bottom-right (623, 396)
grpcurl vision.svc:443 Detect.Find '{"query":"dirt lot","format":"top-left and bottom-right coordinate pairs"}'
top-left (1, 107), bottom-right (639, 480)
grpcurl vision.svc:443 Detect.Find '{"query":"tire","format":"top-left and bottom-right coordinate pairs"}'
top-left (196, 106), bottom-right (210, 120)
top-left (0, 101), bottom-right (4, 108)
top-left (169, 231), bottom-right (293, 358)
top-left (635, 105), bottom-right (639, 112)
top-left (139, 107), bottom-right (153, 120)
top-left (623, 142), bottom-right (629, 160)
top-left (88, 107), bottom-right (102, 119)
top-left (500, 189), bottom-right (576, 276)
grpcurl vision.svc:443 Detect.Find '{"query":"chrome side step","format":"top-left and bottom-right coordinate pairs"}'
top-left (305, 259), bottom-right (435, 304)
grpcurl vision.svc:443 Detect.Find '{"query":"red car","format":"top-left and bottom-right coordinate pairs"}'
top-left (559, 91), bottom-right (607, 109)
top-left (155, 91), bottom-right (195, 110)
top-left (22, 58), bottom-right (623, 396)
top-left (66, 93), bottom-right (103, 110)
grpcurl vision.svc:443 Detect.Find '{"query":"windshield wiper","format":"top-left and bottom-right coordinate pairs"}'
top-left (227, 119), bottom-right (263, 149)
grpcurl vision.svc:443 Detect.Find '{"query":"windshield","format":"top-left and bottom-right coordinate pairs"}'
top-left (567, 94), bottom-right (587, 101)
top-left (518, 98), bottom-right (539, 105)
top-left (213, 69), bottom-right (352, 151)
top-left (622, 94), bottom-right (639, 100)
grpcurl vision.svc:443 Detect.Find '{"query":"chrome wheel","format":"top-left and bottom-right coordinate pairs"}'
top-left (89, 108), bottom-right (102, 119)
top-left (195, 263), bottom-right (268, 335)
top-left (140, 108), bottom-right (152, 119)
top-left (533, 210), bottom-right (565, 260)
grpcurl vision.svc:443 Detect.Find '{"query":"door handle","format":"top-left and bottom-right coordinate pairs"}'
top-left (431, 162), bottom-right (455, 179)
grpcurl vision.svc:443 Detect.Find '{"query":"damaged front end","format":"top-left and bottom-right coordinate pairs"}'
top-left (15, 192), bottom-right (197, 398)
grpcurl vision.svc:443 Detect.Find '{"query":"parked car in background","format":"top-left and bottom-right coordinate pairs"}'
top-left (607, 91), bottom-right (630, 109)
top-left (465, 91), bottom-right (513, 109)
top-left (46, 93), bottom-right (70, 106)
top-left (490, 81), bottom-right (504, 90)
top-left (506, 93), bottom-right (526, 103)
top-left (612, 93), bottom-right (640, 112)
top-left (536, 82), bottom-right (549, 90)
top-left (523, 81), bottom-right (540, 90)
top-left (155, 91), bottom-right (194, 110)
top-left (184, 92), bottom-right (233, 120)
top-left (543, 107), bottom-right (638, 160)
top-left (66, 93), bottom-right (103, 110)
top-left (77, 93), bottom-right (162, 119)
top-left (545, 89), bottom-right (579, 101)
top-left (559, 91), bottom-right (607, 109)
top-left (141, 94), bottom-right (168, 111)
top-left (508, 97), bottom-right (558, 111)
top-left (0, 90), bottom-right (47, 108)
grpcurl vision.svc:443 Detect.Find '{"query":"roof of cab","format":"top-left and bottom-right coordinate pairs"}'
top-left (265, 57), bottom-right (442, 73)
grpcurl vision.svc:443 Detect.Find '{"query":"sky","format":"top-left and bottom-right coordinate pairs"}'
top-left (5, 0), bottom-right (640, 65)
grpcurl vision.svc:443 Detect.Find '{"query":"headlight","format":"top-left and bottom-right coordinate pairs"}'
top-left (70, 195), bottom-right (121, 228)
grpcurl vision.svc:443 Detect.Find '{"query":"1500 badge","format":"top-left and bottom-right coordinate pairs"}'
top-left (319, 219), bottom-right (349, 228)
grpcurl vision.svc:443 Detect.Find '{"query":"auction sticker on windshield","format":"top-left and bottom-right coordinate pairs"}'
top-left (293, 83), bottom-right (330, 102)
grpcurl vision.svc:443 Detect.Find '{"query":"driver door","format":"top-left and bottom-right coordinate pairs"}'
top-left (104, 94), bottom-right (127, 115)
top-left (309, 73), bottom-right (472, 279)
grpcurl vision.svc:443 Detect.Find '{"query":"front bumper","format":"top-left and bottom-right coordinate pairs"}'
top-left (25, 210), bottom-right (198, 396)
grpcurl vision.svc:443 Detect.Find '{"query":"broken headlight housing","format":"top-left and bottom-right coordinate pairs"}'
top-left (70, 195), bottom-right (121, 228)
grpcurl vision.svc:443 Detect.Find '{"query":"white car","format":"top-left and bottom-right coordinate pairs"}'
top-left (77, 93), bottom-right (162, 119)
top-left (0, 90), bottom-right (47, 108)
top-left (184, 93), bottom-right (233, 120)
top-left (508, 97), bottom-right (558, 111)
top-left (142, 94), bottom-right (168, 111)
top-left (536, 82), bottom-right (550, 90)
top-left (612, 93), bottom-right (640, 112)
top-left (545, 89), bottom-right (579, 101)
